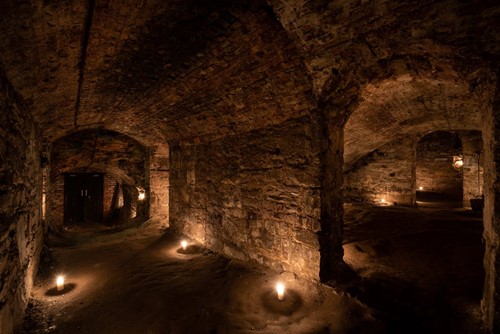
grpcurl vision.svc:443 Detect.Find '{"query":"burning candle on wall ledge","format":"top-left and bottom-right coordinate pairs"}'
top-left (276, 282), bottom-right (285, 301)
top-left (56, 275), bottom-right (65, 291)
top-left (181, 240), bottom-right (188, 251)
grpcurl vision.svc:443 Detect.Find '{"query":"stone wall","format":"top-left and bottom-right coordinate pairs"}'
top-left (461, 132), bottom-right (483, 207)
top-left (170, 117), bottom-right (321, 279)
top-left (103, 175), bottom-right (116, 220)
top-left (149, 147), bottom-right (169, 227)
top-left (344, 136), bottom-right (417, 206)
top-left (416, 131), bottom-right (463, 197)
top-left (479, 72), bottom-right (499, 332)
top-left (47, 129), bottom-right (149, 228)
top-left (0, 73), bottom-right (43, 333)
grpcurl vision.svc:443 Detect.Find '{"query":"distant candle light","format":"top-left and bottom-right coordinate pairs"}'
top-left (381, 198), bottom-right (386, 203)
top-left (137, 187), bottom-right (146, 201)
top-left (181, 240), bottom-right (188, 251)
top-left (276, 282), bottom-right (285, 301)
top-left (419, 186), bottom-right (423, 191)
top-left (56, 276), bottom-right (65, 291)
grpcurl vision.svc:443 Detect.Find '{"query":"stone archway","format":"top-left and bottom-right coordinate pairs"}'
top-left (47, 129), bottom-right (150, 230)
top-left (415, 131), bottom-right (464, 207)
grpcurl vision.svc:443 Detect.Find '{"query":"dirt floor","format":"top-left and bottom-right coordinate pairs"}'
top-left (343, 199), bottom-right (486, 333)
top-left (18, 199), bottom-right (487, 334)
top-left (18, 221), bottom-right (379, 334)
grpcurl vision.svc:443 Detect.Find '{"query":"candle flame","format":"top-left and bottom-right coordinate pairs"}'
top-left (276, 282), bottom-right (285, 300)
top-left (181, 240), bottom-right (188, 250)
top-left (56, 275), bottom-right (64, 291)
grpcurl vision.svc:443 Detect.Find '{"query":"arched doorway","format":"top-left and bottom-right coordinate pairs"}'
top-left (415, 131), bottom-right (463, 207)
top-left (48, 129), bottom-right (150, 230)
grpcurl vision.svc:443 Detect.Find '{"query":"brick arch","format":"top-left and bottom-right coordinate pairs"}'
top-left (47, 128), bottom-right (149, 228)
top-left (344, 69), bottom-right (481, 167)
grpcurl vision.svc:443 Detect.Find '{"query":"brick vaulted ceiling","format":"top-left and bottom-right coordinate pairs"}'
top-left (0, 0), bottom-right (499, 155)
top-left (0, 0), bottom-right (315, 147)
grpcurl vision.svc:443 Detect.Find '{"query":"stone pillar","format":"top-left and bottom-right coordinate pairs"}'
top-left (149, 145), bottom-right (169, 227)
top-left (318, 106), bottom-right (354, 284)
top-left (481, 72), bottom-right (500, 332)
top-left (461, 133), bottom-right (483, 208)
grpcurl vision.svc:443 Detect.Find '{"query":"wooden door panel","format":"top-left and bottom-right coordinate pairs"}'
top-left (64, 173), bottom-right (104, 224)
top-left (86, 174), bottom-right (103, 221)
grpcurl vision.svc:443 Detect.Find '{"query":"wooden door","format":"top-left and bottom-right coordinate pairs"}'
top-left (64, 173), bottom-right (104, 224)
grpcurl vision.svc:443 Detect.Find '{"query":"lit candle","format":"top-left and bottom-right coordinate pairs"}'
top-left (181, 240), bottom-right (187, 251)
top-left (381, 198), bottom-right (386, 203)
top-left (419, 186), bottom-right (423, 191)
top-left (276, 282), bottom-right (285, 301)
top-left (56, 276), bottom-right (64, 291)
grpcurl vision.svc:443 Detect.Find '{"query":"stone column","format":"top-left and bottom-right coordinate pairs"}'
top-left (318, 105), bottom-right (355, 284)
top-left (480, 72), bottom-right (500, 332)
top-left (149, 145), bottom-right (169, 227)
top-left (460, 133), bottom-right (483, 208)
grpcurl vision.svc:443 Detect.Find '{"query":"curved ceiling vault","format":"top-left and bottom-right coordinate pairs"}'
top-left (0, 0), bottom-right (314, 147)
top-left (344, 70), bottom-right (482, 166)
top-left (0, 0), bottom-right (497, 151)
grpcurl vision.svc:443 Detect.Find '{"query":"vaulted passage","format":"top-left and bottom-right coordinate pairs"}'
top-left (1, 1), bottom-right (499, 333)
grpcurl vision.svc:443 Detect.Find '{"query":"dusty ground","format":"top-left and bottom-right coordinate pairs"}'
top-left (343, 198), bottom-right (486, 333)
top-left (19, 198), bottom-right (487, 334)
top-left (18, 221), bottom-right (379, 334)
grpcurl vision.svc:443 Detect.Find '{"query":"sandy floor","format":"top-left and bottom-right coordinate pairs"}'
top-left (20, 222), bottom-right (379, 334)
top-left (343, 201), bottom-right (486, 333)
top-left (19, 200), bottom-right (487, 333)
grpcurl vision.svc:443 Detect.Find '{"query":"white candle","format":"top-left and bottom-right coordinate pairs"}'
top-left (56, 276), bottom-right (64, 291)
top-left (181, 240), bottom-right (187, 251)
top-left (276, 282), bottom-right (285, 301)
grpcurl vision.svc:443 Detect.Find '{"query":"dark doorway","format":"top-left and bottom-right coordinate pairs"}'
top-left (64, 173), bottom-right (104, 224)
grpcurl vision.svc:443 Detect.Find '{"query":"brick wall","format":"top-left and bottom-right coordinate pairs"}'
top-left (170, 117), bottom-right (321, 279)
top-left (344, 136), bottom-right (417, 206)
top-left (0, 73), bottom-right (43, 334)
top-left (416, 131), bottom-right (463, 197)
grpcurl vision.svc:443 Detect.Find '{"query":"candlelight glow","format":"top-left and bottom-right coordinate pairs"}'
top-left (419, 186), bottom-right (423, 191)
top-left (381, 198), bottom-right (386, 203)
top-left (453, 155), bottom-right (464, 169)
top-left (181, 240), bottom-right (188, 250)
top-left (56, 275), bottom-right (65, 291)
top-left (137, 187), bottom-right (146, 201)
top-left (276, 282), bottom-right (285, 300)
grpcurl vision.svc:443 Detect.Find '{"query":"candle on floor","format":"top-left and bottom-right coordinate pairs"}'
top-left (181, 240), bottom-right (188, 251)
top-left (276, 282), bottom-right (285, 301)
top-left (56, 276), bottom-right (64, 291)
